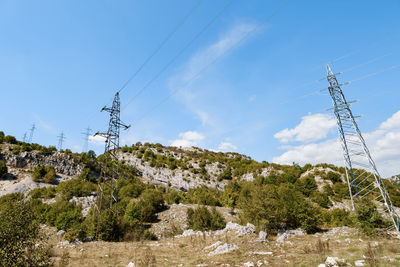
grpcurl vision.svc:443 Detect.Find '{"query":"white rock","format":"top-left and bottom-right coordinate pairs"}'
top-left (325, 257), bottom-right (345, 267)
top-left (256, 260), bottom-right (263, 267)
top-left (354, 260), bottom-right (365, 266)
top-left (127, 262), bottom-right (135, 267)
top-left (208, 243), bottom-right (239, 256)
top-left (243, 262), bottom-right (254, 267)
top-left (318, 264), bottom-right (326, 267)
top-left (257, 231), bottom-right (267, 242)
top-left (276, 232), bottom-right (288, 243)
top-left (250, 251), bottom-right (273, 255)
top-left (203, 241), bottom-right (222, 251)
top-left (56, 230), bottom-right (65, 236)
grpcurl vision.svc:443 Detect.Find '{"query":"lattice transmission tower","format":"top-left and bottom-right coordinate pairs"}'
top-left (28, 124), bottom-right (36, 143)
top-left (81, 127), bottom-right (92, 153)
top-left (94, 92), bottom-right (130, 214)
top-left (57, 132), bottom-right (66, 151)
top-left (326, 64), bottom-right (400, 231)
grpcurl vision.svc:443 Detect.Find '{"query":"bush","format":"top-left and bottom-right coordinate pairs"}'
top-left (355, 198), bottom-right (388, 235)
top-left (125, 189), bottom-right (165, 224)
top-left (45, 200), bottom-right (83, 231)
top-left (32, 165), bottom-right (57, 184)
top-left (4, 135), bottom-right (17, 144)
top-left (239, 183), bottom-right (319, 233)
top-left (311, 191), bottom-right (332, 209)
top-left (322, 209), bottom-right (354, 227)
top-left (186, 206), bottom-right (226, 231)
top-left (218, 168), bottom-right (232, 181)
top-left (0, 194), bottom-right (53, 266)
top-left (56, 178), bottom-right (96, 199)
top-left (43, 167), bottom-right (57, 184)
top-left (0, 160), bottom-right (7, 179)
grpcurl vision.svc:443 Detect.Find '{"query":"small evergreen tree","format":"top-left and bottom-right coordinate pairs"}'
top-left (0, 160), bottom-right (7, 179)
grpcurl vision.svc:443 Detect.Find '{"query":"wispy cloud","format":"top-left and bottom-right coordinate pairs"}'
top-left (169, 21), bottom-right (258, 127)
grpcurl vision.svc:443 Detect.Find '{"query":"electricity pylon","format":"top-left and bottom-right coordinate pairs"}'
top-left (81, 127), bottom-right (92, 153)
top-left (28, 124), bottom-right (36, 143)
top-left (22, 132), bottom-right (27, 143)
top-left (326, 64), bottom-right (400, 231)
top-left (94, 92), bottom-right (130, 214)
top-left (57, 132), bottom-right (66, 151)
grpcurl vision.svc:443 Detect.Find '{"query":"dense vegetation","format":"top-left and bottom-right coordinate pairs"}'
top-left (0, 193), bottom-right (53, 266)
top-left (0, 132), bottom-right (398, 244)
top-left (0, 160), bottom-right (7, 179)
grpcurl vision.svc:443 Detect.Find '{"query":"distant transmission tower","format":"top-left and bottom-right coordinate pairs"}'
top-left (326, 64), bottom-right (400, 231)
top-left (57, 132), bottom-right (66, 151)
top-left (94, 92), bottom-right (130, 214)
top-left (22, 132), bottom-right (27, 143)
top-left (81, 127), bottom-right (92, 153)
top-left (28, 124), bottom-right (36, 143)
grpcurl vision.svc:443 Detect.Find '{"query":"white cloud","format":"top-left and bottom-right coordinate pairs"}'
top-left (170, 131), bottom-right (204, 148)
top-left (273, 110), bottom-right (400, 177)
top-left (217, 142), bottom-right (238, 152)
top-left (274, 113), bottom-right (336, 143)
top-left (88, 135), bottom-right (106, 146)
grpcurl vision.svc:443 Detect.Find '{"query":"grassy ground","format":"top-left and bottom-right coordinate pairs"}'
top-left (49, 227), bottom-right (400, 267)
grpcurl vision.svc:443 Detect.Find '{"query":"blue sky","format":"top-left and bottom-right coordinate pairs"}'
top-left (1, 0), bottom-right (400, 176)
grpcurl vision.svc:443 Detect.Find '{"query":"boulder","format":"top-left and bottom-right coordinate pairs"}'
top-left (127, 262), bottom-right (135, 267)
top-left (354, 260), bottom-right (366, 266)
top-left (208, 243), bottom-right (239, 256)
top-left (325, 257), bottom-right (345, 267)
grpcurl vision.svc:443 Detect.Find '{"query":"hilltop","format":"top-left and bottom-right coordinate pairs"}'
top-left (2, 131), bottom-right (400, 266)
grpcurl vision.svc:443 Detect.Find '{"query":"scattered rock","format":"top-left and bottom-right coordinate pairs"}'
top-left (208, 243), bottom-right (239, 256)
top-left (250, 251), bottom-right (273, 255)
top-left (127, 262), bottom-right (135, 267)
top-left (318, 264), bottom-right (326, 267)
top-left (243, 262), bottom-right (254, 267)
top-left (256, 231), bottom-right (267, 242)
top-left (203, 241), bottom-right (222, 251)
top-left (56, 230), bottom-right (65, 236)
top-left (276, 229), bottom-right (305, 243)
top-left (325, 257), bottom-right (345, 267)
top-left (354, 260), bottom-right (365, 266)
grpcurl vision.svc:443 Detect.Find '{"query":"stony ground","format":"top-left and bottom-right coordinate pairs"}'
top-left (49, 225), bottom-right (400, 267)
top-left (46, 203), bottom-right (400, 267)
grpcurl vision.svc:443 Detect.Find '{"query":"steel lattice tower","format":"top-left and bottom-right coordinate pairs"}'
top-left (57, 132), bottom-right (66, 151)
top-left (94, 92), bottom-right (130, 213)
top-left (326, 64), bottom-right (400, 231)
top-left (28, 124), bottom-right (36, 143)
top-left (81, 127), bottom-right (92, 153)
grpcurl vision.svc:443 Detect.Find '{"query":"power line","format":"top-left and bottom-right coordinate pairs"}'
top-left (84, 1), bottom-right (202, 122)
top-left (130, 0), bottom-right (292, 122)
top-left (118, 0), bottom-right (203, 94)
top-left (122, 0), bottom-right (235, 110)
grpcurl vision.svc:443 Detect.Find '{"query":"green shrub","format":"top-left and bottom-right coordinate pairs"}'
top-left (322, 208), bottom-right (354, 227)
top-left (325, 171), bottom-right (341, 183)
top-left (311, 191), bottom-right (332, 209)
top-left (56, 179), bottom-right (96, 199)
top-left (45, 200), bottom-right (83, 230)
top-left (4, 135), bottom-right (17, 144)
top-left (355, 198), bottom-right (388, 235)
top-left (124, 189), bottom-right (165, 224)
top-left (239, 183), bottom-right (319, 233)
top-left (218, 168), bottom-right (232, 181)
top-left (0, 160), bottom-right (7, 179)
top-left (186, 206), bottom-right (226, 231)
top-left (0, 194), bottom-right (53, 266)
top-left (29, 186), bottom-right (56, 199)
top-left (32, 165), bottom-right (57, 184)
top-left (43, 167), bottom-right (57, 184)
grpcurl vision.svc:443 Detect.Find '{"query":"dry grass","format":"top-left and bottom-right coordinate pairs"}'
top-left (49, 229), bottom-right (400, 266)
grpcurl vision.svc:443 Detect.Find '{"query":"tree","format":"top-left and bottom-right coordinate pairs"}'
top-left (186, 206), bottom-right (226, 231)
top-left (0, 194), bottom-right (53, 266)
top-left (43, 167), bottom-right (57, 184)
top-left (0, 160), bottom-right (7, 179)
top-left (87, 150), bottom-right (96, 159)
top-left (4, 135), bottom-right (17, 144)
